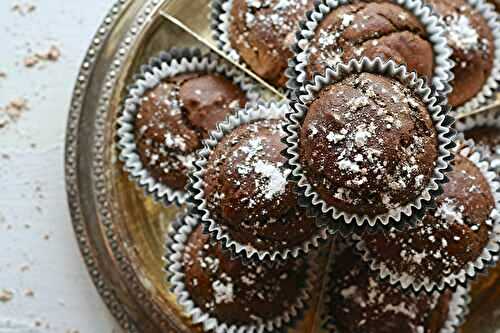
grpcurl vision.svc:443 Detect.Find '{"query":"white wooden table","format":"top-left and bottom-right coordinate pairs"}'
top-left (0, 1), bottom-right (122, 332)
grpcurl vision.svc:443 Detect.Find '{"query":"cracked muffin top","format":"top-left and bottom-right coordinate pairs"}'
top-left (305, 1), bottom-right (434, 81)
top-left (299, 72), bottom-right (438, 216)
top-left (134, 72), bottom-right (247, 191)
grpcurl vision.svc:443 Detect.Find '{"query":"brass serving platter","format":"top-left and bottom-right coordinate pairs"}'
top-left (64, 0), bottom-right (499, 332)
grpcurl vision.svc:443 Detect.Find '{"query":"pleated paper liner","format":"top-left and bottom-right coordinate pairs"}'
top-left (456, 105), bottom-right (500, 170)
top-left (117, 47), bottom-right (260, 207)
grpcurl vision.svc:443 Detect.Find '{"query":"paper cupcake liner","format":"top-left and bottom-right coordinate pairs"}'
top-left (455, 0), bottom-right (500, 115)
top-left (456, 107), bottom-right (500, 170)
top-left (354, 143), bottom-right (500, 293)
top-left (187, 100), bottom-right (331, 262)
top-left (211, 0), bottom-right (240, 63)
top-left (286, 0), bottom-right (454, 99)
top-left (283, 57), bottom-right (456, 230)
top-left (166, 214), bottom-right (318, 333)
top-left (117, 47), bottom-right (260, 206)
top-left (322, 245), bottom-right (470, 333)
top-left (164, 212), bottom-right (189, 281)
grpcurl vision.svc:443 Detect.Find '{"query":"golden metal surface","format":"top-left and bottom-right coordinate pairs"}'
top-left (65, 0), bottom-right (499, 332)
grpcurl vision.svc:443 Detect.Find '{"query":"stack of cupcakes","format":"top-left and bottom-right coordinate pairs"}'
top-left (117, 0), bottom-right (500, 332)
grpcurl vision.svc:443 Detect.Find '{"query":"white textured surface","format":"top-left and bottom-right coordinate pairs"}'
top-left (0, 1), bottom-right (122, 332)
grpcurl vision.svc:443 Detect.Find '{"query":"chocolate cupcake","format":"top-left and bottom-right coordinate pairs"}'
top-left (118, 49), bottom-right (258, 205)
top-left (300, 72), bottom-right (437, 216)
top-left (190, 102), bottom-right (327, 260)
top-left (287, 0), bottom-right (453, 96)
top-left (355, 146), bottom-right (500, 292)
top-left (427, 0), bottom-right (497, 108)
top-left (305, 2), bottom-right (434, 81)
top-left (284, 58), bottom-right (455, 228)
top-left (213, 0), bottom-right (315, 88)
top-left (168, 215), bottom-right (315, 332)
top-left (135, 73), bottom-right (246, 190)
top-left (325, 244), bottom-right (453, 333)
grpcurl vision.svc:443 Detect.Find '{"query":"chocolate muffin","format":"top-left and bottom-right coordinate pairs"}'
top-left (135, 73), bottom-right (247, 191)
top-left (300, 72), bottom-right (438, 216)
top-left (427, 0), bottom-right (495, 107)
top-left (464, 126), bottom-right (500, 163)
top-left (305, 1), bottom-right (434, 81)
top-left (228, 0), bottom-right (315, 87)
top-left (203, 117), bottom-right (319, 253)
top-left (182, 224), bottom-right (309, 326)
top-left (328, 245), bottom-right (451, 333)
top-left (359, 154), bottom-right (495, 286)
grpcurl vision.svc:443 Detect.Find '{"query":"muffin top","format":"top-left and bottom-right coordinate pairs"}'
top-left (465, 126), bottom-right (500, 163)
top-left (360, 154), bottom-right (495, 284)
top-left (203, 117), bottom-right (319, 252)
top-left (329, 245), bottom-right (451, 333)
top-left (427, 0), bottom-right (495, 107)
top-left (299, 72), bottom-right (438, 216)
top-left (135, 72), bottom-right (247, 191)
top-left (305, 1), bottom-right (434, 81)
top-left (229, 0), bottom-right (315, 87)
top-left (182, 224), bottom-right (308, 325)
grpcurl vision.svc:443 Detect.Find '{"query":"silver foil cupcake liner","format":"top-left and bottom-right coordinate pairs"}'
top-left (117, 47), bottom-right (260, 206)
top-left (322, 244), bottom-right (470, 333)
top-left (455, 0), bottom-right (500, 114)
top-left (283, 57), bottom-right (456, 230)
top-left (456, 107), bottom-right (500, 170)
top-left (188, 100), bottom-right (330, 261)
top-left (286, 0), bottom-right (454, 99)
top-left (166, 214), bottom-right (318, 333)
top-left (355, 143), bottom-right (500, 293)
top-left (211, 0), bottom-right (240, 64)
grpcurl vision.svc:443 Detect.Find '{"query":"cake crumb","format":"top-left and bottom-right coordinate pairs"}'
top-left (12, 2), bottom-right (36, 15)
top-left (24, 289), bottom-right (35, 297)
top-left (0, 97), bottom-right (29, 128)
top-left (24, 45), bottom-right (61, 68)
top-left (0, 289), bottom-right (14, 303)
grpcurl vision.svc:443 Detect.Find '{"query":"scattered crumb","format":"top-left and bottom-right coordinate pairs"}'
top-left (24, 45), bottom-right (61, 68)
top-left (24, 55), bottom-right (39, 68)
top-left (0, 71), bottom-right (6, 78)
top-left (20, 264), bottom-right (30, 272)
top-left (0, 289), bottom-right (14, 303)
top-left (43, 233), bottom-right (50, 240)
top-left (0, 97), bottom-right (29, 128)
top-left (24, 289), bottom-right (34, 297)
top-left (12, 2), bottom-right (36, 15)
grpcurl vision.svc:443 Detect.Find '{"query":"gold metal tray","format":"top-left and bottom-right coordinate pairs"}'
top-left (64, 0), bottom-right (500, 331)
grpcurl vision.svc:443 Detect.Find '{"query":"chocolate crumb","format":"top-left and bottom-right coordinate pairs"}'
top-left (24, 45), bottom-right (61, 68)
top-left (0, 97), bottom-right (29, 128)
top-left (0, 289), bottom-right (14, 303)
